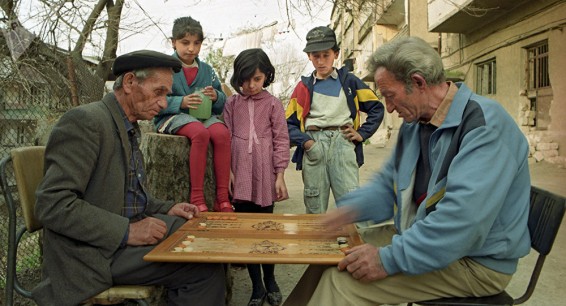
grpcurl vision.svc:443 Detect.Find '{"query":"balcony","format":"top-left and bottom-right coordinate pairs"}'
top-left (428, 0), bottom-right (530, 33)
top-left (376, 0), bottom-right (405, 26)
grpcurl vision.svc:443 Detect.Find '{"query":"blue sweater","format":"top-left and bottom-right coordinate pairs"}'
top-left (337, 83), bottom-right (531, 275)
top-left (153, 54), bottom-right (226, 131)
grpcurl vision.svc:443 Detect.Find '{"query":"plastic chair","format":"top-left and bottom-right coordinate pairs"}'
top-left (408, 186), bottom-right (566, 306)
top-left (1, 146), bottom-right (155, 306)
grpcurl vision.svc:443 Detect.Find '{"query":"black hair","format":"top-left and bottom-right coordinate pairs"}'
top-left (171, 16), bottom-right (204, 41)
top-left (230, 48), bottom-right (275, 95)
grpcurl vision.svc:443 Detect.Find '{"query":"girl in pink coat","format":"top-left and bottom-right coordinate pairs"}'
top-left (223, 48), bottom-right (290, 306)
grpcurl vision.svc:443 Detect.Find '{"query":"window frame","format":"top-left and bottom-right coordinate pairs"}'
top-left (475, 58), bottom-right (497, 95)
top-left (526, 40), bottom-right (550, 90)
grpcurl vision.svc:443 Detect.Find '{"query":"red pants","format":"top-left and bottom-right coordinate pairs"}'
top-left (176, 122), bottom-right (231, 207)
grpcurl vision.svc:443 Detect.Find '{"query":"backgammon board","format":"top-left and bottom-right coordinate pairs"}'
top-left (143, 212), bottom-right (363, 264)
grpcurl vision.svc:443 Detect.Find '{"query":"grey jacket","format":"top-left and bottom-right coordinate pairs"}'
top-left (33, 93), bottom-right (174, 305)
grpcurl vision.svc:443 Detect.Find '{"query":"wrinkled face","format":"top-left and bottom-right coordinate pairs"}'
top-left (374, 67), bottom-right (422, 123)
top-left (308, 49), bottom-right (339, 79)
top-left (172, 33), bottom-right (202, 65)
top-left (128, 68), bottom-right (172, 121)
top-left (241, 68), bottom-right (266, 96)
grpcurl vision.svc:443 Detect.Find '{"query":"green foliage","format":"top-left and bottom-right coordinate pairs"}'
top-left (205, 48), bottom-right (234, 83)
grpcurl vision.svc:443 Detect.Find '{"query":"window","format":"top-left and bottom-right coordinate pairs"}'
top-left (527, 41), bottom-right (550, 90)
top-left (476, 58), bottom-right (496, 95)
top-left (525, 40), bottom-right (552, 130)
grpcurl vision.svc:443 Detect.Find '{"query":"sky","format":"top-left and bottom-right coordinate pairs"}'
top-left (118, 0), bottom-right (333, 56)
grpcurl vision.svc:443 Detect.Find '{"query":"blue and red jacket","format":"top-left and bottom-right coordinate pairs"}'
top-left (285, 67), bottom-right (384, 170)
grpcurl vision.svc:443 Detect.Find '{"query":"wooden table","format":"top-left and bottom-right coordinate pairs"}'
top-left (143, 212), bottom-right (363, 264)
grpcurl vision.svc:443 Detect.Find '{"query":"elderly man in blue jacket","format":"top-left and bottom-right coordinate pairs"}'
top-left (284, 37), bottom-right (531, 306)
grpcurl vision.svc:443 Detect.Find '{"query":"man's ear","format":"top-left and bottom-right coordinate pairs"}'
top-left (411, 74), bottom-right (426, 90)
top-left (122, 72), bottom-right (136, 94)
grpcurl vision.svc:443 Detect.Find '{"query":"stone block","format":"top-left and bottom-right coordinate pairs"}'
top-left (536, 142), bottom-right (559, 151)
top-left (533, 151), bottom-right (544, 162)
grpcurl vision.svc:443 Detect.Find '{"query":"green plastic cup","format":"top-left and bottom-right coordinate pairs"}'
top-left (189, 87), bottom-right (212, 120)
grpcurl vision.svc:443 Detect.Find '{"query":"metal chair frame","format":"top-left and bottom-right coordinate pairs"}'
top-left (1, 146), bottom-right (154, 306)
top-left (408, 186), bottom-right (566, 306)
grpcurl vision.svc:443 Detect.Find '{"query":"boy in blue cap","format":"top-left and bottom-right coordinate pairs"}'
top-left (285, 26), bottom-right (384, 214)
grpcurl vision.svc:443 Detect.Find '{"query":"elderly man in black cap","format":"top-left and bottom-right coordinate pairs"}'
top-left (33, 50), bottom-right (226, 306)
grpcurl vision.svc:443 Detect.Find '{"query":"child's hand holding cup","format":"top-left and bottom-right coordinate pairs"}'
top-left (189, 87), bottom-right (212, 119)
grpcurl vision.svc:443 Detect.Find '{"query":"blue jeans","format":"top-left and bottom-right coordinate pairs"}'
top-left (302, 130), bottom-right (359, 214)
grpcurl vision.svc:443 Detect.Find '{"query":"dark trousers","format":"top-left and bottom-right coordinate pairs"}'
top-left (232, 201), bottom-right (279, 296)
top-left (111, 214), bottom-right (226, 306)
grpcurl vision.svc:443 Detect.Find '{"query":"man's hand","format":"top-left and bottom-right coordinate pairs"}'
top-left (338, 245), bottom-right (388, 282)
top-left (341, 125), bottom-right (363, 142)
top-left (167, 202), bottom-right (199, 220)
top-left (322, 206), bottom-right (358, 231)
top-left (127, 217), bottom-right (167, 246)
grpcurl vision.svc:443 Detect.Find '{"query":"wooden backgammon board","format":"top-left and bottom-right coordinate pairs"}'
top-left (143, 212), bottom-right (363, 264)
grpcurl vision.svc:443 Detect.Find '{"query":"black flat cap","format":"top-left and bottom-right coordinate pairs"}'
top-left (112, 50), bottom-right (182, 76)
top-left (303, 26), bottom-right (338, 53)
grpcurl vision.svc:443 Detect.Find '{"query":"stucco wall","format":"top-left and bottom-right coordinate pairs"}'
top-left (409, 0), bottom-right (438, 45)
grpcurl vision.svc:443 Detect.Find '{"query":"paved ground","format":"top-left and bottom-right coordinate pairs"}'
top-left (229, 144), bottom-right (566, 306)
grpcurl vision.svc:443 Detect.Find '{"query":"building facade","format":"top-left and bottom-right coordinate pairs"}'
top-left (331, 0), bottom-right (566, 162)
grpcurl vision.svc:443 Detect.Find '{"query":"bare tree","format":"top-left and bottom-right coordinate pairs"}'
top-left (0, 0), bottom-right (172, 105)
top-left (281, 0), bottom-right (378, 24)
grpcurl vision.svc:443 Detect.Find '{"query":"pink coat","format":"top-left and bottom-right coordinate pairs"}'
top-left (223, 90), bottom-right (290, 206)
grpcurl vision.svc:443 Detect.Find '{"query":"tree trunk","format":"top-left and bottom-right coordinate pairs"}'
top-left (140, 132), bottom-right (217, 210)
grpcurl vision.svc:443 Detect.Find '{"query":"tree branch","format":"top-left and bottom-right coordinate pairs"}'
top-left (72, 0), bottom-right (107, 54)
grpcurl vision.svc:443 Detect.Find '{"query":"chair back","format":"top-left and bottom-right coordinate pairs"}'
top-left (10, 146), bottom-right (45, 232)
top-left (512, 186), bottom-right (566, 304)
top-left (528, 186), bottom-right (565, 255)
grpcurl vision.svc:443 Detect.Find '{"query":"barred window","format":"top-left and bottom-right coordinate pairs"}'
top-left (526, 41), bottom-right (550, 90)
top-left (476, 58), bottom-right (496, 95)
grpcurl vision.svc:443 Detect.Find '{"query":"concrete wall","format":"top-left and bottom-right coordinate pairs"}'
top-left (441, 2), bottom-right (566, 162)
top-left (408, 0), bottom-right (438, 46)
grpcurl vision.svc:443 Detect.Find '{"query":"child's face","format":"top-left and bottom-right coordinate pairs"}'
top-left (308, 49), bottom-right (339, 80)
top-left (241, 68), bottom-right (266, 96)
top-left (172, 33), bottom-right (202, 65)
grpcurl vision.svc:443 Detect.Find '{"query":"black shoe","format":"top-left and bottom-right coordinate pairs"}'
top-left (248, 292), bottom-right (266, 306)
top-left (266, 291), bottom-right (282, 306)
